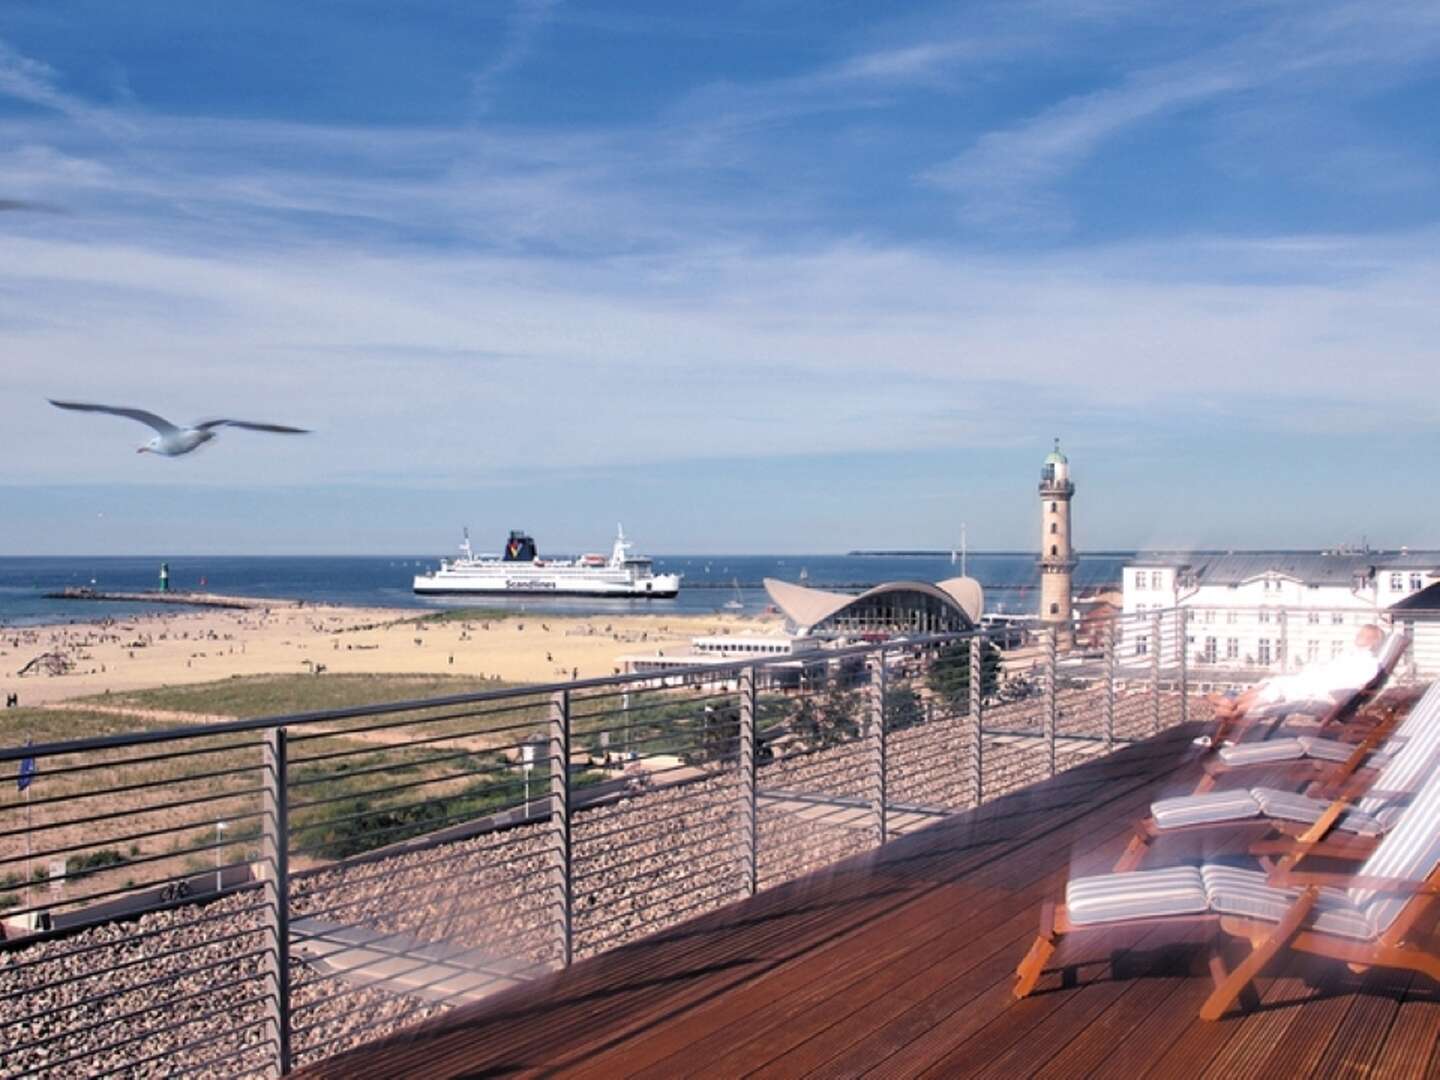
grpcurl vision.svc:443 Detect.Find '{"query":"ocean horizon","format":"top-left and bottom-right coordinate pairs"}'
top-left (0, 552), bottom-right (1134, 627)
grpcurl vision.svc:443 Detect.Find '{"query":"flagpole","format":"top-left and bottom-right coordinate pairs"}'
top-left (24, 783), bottom-right (32, 916)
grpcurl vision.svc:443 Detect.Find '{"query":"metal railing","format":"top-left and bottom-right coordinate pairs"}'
top-left (0, 606), bottom-right (1415, 1076)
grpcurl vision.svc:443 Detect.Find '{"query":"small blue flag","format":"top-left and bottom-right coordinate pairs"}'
top-left (18, 748), bottom-right (36, 793)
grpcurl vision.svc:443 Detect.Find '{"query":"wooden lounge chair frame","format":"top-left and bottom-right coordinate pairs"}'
top-left (1013, 861), bottom-right (1440, 1021)
top-left (1206, 629), bottom-right (1409, 752)
top-left (1114, 704), bottom-right (1408, 872)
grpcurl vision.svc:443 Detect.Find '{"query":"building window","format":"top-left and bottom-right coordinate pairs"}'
top-left (1258, 610), bottom-right (1271, 624)
top-left (1135, 635), bottom-right (1149, 657)
top-left (1226, 637), bottom-right (1239, 660)
top-left (1134, 571), bottom-right (1146, 590)
top-left (1331, 640), bottom-right (1345, 659)
top-left (1412, 574), bottom-right (1424, 591)
top-left (1390, 573), bottom-right (1404, 590)
top-left (1202, 609), bottom-right (1214, 624)
top-left (1050, 545), bottom-right (1058, 556)
top-left (1332, 613), bottom-right (1344, 625)
top-left (1226, 611), bottom-right (1238, 625)
top-left (1258, 638), bottom-right (1272, 665)
top-left (1306, 640), bottom-right (1319, 662)
top-left (1204, 637), bottom-right (1217, 663)
top-left (1049, 602), bottom-right (1059, 615)
top-left (1150, 571), bottom-right (1163, 589)
top-left (1306, 612), bottom-right (1320, 625)
top-left (1050, 502), bottom-right (1057, 512)
top-left (1050, 522), bottom-right (1058, 534)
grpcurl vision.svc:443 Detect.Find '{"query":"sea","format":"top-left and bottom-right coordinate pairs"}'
top-left (0, 552), bottom-right (1132, 628)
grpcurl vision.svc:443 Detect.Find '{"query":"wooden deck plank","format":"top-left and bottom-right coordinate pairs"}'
top-left (535, 743), bottom-right (1186, 1080)
top-left (1308, 970), bottom-right (1416, 1080)
top-left (740, 776), bottom-right (1193, 1078)
top-left (611, 756), bottom-right (1190, 1079)
top-left (291, 719), bottom-right (1440, 1080)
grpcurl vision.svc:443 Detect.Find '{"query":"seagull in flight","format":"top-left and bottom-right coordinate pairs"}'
top-left (49, 399), bottom-right (311, 456)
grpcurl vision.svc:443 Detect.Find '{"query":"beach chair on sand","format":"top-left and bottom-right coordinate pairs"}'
top-left (1114, 682), bottom-right (1440, 871)
top-left (1013, 746), bottom-right (1440, 1021)
top-left (1206, 628), bottom-right (1409, 752)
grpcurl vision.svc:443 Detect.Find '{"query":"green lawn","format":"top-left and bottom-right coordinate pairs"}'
top-left (0, 706), bottom-right (175, 749)
top-left (93, 672), bottom-right (526, 719)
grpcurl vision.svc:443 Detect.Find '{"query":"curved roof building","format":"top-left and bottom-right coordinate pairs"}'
top-left (763, 577), bottom-right (982, 638)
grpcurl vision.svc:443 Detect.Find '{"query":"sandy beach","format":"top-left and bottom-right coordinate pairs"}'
top-left (1, 604), bottom-right (785, 710)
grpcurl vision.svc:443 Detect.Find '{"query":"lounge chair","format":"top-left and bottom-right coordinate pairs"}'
top-left (1114, 682), bottom-right (1440, 871)
top-left (1014, 732), bottom-right (1440, 1021)
top-left (1206, 628), bottom-right (1409, 751)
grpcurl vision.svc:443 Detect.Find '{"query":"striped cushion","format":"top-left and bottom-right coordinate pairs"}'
top-left (1217, 739), bottom-right (1307, 766)
top-left (1152, 790), bottom-right (1262, 830)
top-left (1295, 736), bottom-right (1361, 763)
top-left (1375, 805), bottom-right (1406, 831)
top-left (1351, 753), bottom-right (1440, 934)
top-left (1249, 787), bottom-right (1386, 836)
top-left (1201, 865), bottom-right (1373, 940)
top-left (1250, 699), bottom-right (1332, 720)
top-left (1066, 867), bottom-right (1207, 926)
top-left (1377, 630), bottom-right (1409, 673)
top-left (1357, 681), bottom-right (1440, 815)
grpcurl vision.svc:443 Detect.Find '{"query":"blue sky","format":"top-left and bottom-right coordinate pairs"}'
top-left (1, 1), bottom-right (1438, 555)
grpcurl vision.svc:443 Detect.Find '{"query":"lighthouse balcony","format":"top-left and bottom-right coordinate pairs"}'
top-left (1038, 478), bottom-right (1074, 496)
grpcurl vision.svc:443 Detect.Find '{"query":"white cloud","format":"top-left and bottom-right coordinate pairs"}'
top-left (470, 0), bottom-right (561, 111)
top-left (920, 1), bottom-right (1440, 227)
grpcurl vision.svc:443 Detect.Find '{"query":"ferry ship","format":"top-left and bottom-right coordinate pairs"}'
top-left (413, 526), bottom-right (681, 598)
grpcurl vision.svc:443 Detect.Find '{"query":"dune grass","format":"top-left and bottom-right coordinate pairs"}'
top-left (0, 706), bottom-right (175, 749)
top-left (92, 672), bottom-right (526, 720)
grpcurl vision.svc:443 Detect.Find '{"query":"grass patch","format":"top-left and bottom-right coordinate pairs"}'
top-left (66, 847), bottom-right (127, 878)
top-left (93, 672), bottom-right (527, 720)
top-left (0, 707), bottom-right (175, 750)
top-left (402, 607), bottom-right (516, 626)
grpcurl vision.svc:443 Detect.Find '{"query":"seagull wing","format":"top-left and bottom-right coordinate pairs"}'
top-left (194, 419), bottom-right (311, 434)
top-left (49, 400), bottom-right (180, 435)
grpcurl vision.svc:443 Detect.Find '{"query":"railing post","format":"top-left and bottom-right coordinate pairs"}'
top-left (261, 728), bottom-right (292, 1076)
top-left (548, 689), bottom-right (572, 968)
top-left (968, 633), bottom-right (984, 808)
top-left (867, 651), bottom-right (888, 845)
top-left (1177, 608), bottom-right (1189, 728)
top-left (737, 664), bottom-right (758, 897)
top-left (1103, 618), bottom-right (1116, 750)
top-left (1044, 627), bottom-right (1057, 779)
top-left (1150, 611), bottom-right (1162, 737)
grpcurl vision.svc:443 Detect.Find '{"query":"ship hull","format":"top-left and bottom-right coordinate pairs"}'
top-left (413, 573), bottom-right (680, 598)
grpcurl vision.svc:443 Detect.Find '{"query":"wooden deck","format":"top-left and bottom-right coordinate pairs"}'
top-left (296, 723), bottom-right (1440, 1078)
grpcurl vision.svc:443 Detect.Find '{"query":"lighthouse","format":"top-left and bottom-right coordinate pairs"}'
top-left (1038, 438), bottom-right (1076, 649)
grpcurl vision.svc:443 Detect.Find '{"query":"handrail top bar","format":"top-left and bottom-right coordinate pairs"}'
top-left (0, 628), bottom-right (983, 762)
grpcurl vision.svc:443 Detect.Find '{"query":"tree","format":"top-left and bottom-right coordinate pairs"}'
top-left (884, 685), bottom-right (925, 731)
top-left (926, 638), bottom-right (1002, 712)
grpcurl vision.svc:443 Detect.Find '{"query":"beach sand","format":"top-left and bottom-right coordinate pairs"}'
top-left (1, 604), bottom-right (785, 709)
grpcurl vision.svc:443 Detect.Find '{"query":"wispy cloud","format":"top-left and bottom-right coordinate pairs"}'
top-left (920, 1), bottom-right (1440, 227)
top-left (922, 66), bottom-right (1246, 226)
top-left (0, 38), bottom-right (131, 134)
top-left (470, 0), bottom-right (561, 112)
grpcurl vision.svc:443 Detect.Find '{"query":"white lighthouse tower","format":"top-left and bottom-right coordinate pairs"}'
top-left (1038, 438), bottom-right (1076, 649)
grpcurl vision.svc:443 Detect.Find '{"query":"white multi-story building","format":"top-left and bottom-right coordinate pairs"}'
top-left (1121, 551), bottom-right (1439, 673)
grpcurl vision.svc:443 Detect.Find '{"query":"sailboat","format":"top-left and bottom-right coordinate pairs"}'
top-left (723, 578), bottom-right (744, 611)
